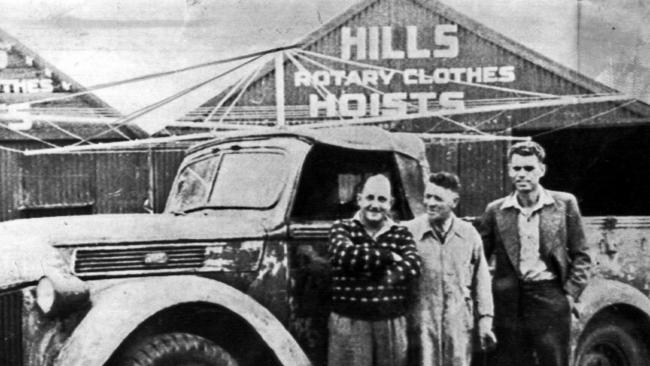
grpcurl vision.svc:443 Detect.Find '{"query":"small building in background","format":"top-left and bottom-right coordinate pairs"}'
top-left (0, 28), bottom-right (187, 220)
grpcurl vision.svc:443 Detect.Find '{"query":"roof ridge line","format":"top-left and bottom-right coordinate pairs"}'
top-left (199, 0), bottom-right (650, 118)
top-left (0, 26), bottom-right (119, 114)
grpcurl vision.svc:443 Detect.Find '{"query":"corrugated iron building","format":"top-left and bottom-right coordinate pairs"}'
top-left (181, 0), bottom-right (650, 216)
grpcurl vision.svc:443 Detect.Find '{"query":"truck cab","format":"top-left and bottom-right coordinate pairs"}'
top-left (163, 127), bottom-right (428, 363)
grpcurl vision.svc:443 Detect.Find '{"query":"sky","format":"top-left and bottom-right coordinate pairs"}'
top-left (0, 0), bottom-right (185, 20)
top-left (0, 0), bottom-right (648, 133)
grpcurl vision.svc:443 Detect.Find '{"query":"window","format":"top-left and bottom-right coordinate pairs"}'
top-left (208, 152), bottom-right (287, 208)
top-left (167, 156), bottom-right (220, 213)
top-left (291, 145), bottom-right (411, 221)
top-left (166, 151), bottom-right (288, 213)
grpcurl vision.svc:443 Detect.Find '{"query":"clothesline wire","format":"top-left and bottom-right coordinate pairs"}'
top-left (203, 61), bottom-right (261, 126)
top-left (286, 51), bottom-right (346, 121)
top-left (0, 121), bottom-right (58, 148)
top-left (473, 110), bottom-right (506, 130)
top-left (7, 45), bottom-right (638, 154)
top-left (9, 44), bottom-right (302, 107)
top-left (499, 106), bottom-right (565, 133)
top-left (212, 57), bottom-right (268, 131)
top-left (66, 53), bottom-right (267, 147)
top-left (1, 46), bottom-right (289, 151)
top-left (533, 100), bottom-right (636, 138)
top-left (0, 143), bottom-right (28, 153)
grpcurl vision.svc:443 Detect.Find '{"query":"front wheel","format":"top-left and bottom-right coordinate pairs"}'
top-left (575, 321), bottom-right (649, 366)
top-left (118, 332), bottom-right (238, 366)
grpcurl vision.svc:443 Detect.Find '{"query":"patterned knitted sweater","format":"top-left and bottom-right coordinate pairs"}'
top-left (328, 218), bottom-right (421, 320)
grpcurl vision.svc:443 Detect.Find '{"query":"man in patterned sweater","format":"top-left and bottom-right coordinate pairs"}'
top-left (327, 174), bottom-right (421, 366)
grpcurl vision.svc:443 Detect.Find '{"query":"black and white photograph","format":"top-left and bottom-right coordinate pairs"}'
top-left (0, 0), bottom-right (648, 365)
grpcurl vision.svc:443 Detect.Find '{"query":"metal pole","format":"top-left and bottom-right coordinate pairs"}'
top-left (275, 51), bottom-right (286, 128)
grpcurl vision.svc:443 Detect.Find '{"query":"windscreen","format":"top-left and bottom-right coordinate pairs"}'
top-left (166, 151), bottom-right (288, 213)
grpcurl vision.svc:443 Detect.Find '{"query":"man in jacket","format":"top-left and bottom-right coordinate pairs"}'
top-left (407, 172), bottom-right (495, 366)
top-left (328, 174), bottom-right (421, 366)
top-left (480, 141), bottom-right (591, 366)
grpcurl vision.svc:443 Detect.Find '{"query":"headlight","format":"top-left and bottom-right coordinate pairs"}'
top-left (36, 277), bottom-right (56, 314)
top-left (36, 272), bottom-right (90, 317)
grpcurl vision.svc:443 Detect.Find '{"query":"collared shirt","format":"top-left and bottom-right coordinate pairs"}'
top-left (431, 216), bottom-right (453, 243)
top-left (501, 187), bottom-right (556, 281)
top-left (352, 211), bottom-right (396, 239)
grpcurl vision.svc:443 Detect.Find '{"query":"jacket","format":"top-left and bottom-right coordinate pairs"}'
top-left (479, 189), bottom-right (591, 327)
top-left (406, 214), bottom-right (493, 366)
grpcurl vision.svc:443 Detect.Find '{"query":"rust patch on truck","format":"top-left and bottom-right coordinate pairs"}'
top-left (590, 217), bottom-right (650, 297)
top-left (247, 241), bottom-right (289, 324)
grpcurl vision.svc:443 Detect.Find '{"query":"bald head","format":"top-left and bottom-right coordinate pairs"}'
top-left (357, 174), bottom-right (393, 228)
top-left (360, 174), bottom-right (392, 197)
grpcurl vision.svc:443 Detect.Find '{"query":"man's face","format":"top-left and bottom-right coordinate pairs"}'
top-left (357, 176), bottom-right (393, 226)
top-left (423, 182), bottom-right (458, 224)
top-left (508, 153), bottom-right (546, 193)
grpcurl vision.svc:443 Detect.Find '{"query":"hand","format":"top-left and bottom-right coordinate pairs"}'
top-left (567, 294), bottom-right (581, 319)
top-left (478, 316), bottom-right (497, 351)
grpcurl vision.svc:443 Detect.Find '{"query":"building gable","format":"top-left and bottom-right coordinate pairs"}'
top-left (0, 27), bottom-right (117, 114)
top-left (181, 0), bottom-right (649, 128)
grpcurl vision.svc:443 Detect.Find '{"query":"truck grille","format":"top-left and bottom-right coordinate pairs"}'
top-left (74, 244), bottom-right (208, 275)
top-left (0, 290), bottom-right (23, 366)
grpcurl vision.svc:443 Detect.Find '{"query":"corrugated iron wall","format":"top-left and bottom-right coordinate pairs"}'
top-left (457, 141), bottom-right (508, 216)
top-left (10, 146), bottom-right (187, 220)
top-left (94, 152), bottom-right (150, 213)
top-left (20, 152), bottom-right (95, 210)
top-left (0, 149), bottom-right (21, 221)
top-left (425, 141), bottom-right (459, 173)
top-left (151, 149), bottom-right (187, 212)
top-left (425, 139), bottom-right (508, 217)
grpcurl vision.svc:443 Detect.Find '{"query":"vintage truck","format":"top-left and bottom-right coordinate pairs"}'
top-left (0, 126), bottom-right (648, 366)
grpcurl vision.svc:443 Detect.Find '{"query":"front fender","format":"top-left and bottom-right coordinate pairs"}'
top-left (54, 276), bottom-right (310, 366)
top-left (576, 278), bottom-right (650, 331)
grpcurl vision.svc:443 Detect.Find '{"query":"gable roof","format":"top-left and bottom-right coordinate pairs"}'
top-left (0, 28), bottom-right (153, 142)
top-left (304, 0), bottom-right (615, 94)
top-left (194, 0), bottom-right (650, 121)
top-left (0, 27), bottom-right (118, 115)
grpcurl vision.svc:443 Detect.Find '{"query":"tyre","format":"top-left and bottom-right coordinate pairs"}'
top-left (575, 321), bottom-right (649, 366)
top-left (118, 332), bottom-right (238, 366)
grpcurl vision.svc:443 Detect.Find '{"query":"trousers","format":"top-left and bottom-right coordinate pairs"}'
top-left (491, 280), bottom-right (571, 366)
top-left (327, 312), bottom-right (408, 366)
